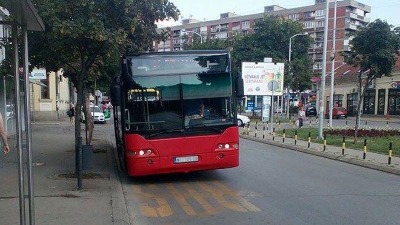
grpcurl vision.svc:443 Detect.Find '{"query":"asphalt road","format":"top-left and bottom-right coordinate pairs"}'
top-left (119, 137), bottom-right (400, 225)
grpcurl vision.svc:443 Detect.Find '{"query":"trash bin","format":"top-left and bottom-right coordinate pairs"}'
top-left (82, 145), bottom-right (93, 170)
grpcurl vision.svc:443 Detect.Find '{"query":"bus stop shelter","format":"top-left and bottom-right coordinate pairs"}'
top-left (0, 1), bottom-right (44, 225)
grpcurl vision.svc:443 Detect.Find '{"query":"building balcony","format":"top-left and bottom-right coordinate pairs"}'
top-left (345, 23), bottom-right (357, 31)
top-left (346, 12), bottom-right (370, 23)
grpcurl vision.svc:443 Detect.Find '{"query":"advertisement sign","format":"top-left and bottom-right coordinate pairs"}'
top-left (241, 62), bottom-right (285, 96)
top-left (30, 68), bottom-right (46, 80)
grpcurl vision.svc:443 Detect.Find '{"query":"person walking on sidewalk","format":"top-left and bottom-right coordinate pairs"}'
top-left (0, 112), bottom-right (10, 154)
top-left (298, 107), bottom-right (306, 128)
top-left (68, 102), bottom-right (75, 125)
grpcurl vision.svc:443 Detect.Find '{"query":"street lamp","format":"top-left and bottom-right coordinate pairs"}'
top-left (181, 29), bottom-right (203, 44)
top-left (287, 32), bottom-right (308, 118)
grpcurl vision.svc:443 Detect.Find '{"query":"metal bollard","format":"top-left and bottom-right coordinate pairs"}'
top-left (307, 132), bottom-right (311, 148)
top-left (363, 139), bottom-right (367, 160)
top-left (283, 129), bottom-right (286, 143)
top-left (309, 120), bottom-right (312, 128)
top-left (272, 128), bottom-right (275, 141)
top-left (342, 136), bottom-right (346, 155)
top-left (294, 130), bottom-right (298, 145)
top-left (263, 126), bottom-right (266, 139)
top-left (254, 125), bottom-right (257, 138)
top-left (388, 142), bottom-right (393, 165)
top-left (323, 133), bottom-right (327, 151)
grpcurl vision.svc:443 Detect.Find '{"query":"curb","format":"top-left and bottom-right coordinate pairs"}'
top-left (107, 136), bottom-right (131, 225)
top-left (241, 135), bottom-right (400, 176)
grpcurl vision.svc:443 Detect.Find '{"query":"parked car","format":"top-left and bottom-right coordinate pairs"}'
top-left (305, 106), bottom-right (317, 117)
top-left (81, 106), bottom-right (106, 124)
top-left (237, 114), bottom-right (250, 127)
top-left (325, 107), bottom-right (348, 119)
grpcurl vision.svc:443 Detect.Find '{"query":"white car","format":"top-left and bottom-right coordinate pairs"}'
top-left (237, 114), bottom-right (250, 127)
top-left (81, 106), bottom-right (106, 124)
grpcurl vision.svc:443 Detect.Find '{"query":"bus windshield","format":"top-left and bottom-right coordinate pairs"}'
top-left (123, 53), bottom-right (235, 138)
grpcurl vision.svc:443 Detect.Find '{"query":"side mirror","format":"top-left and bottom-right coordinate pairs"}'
top-left (235, 76), bottom-right (244, 98)
top-left (110, 76), bottom-right (121, 106)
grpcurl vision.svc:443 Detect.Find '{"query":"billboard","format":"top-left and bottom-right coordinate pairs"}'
top-left (241, 62), bottom-right (285, 96)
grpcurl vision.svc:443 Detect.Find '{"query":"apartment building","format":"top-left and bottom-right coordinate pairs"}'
top-left (154, 0), bottom-right (371, 74)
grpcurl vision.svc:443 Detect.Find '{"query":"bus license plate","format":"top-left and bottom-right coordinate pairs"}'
top-left (174, 156), bottom-right (199, 164)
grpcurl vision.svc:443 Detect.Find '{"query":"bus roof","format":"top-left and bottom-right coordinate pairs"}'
top-left (124, 50), bottom-right (229, 58)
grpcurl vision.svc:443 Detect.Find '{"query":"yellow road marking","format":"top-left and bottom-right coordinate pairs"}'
top-left (182, 183), bottom-right (216, 215)
top-left (214, 181), bottom-right (261, 212)
top-left (166, 183), bottom-right (197, 216)
top-left (133, 184), bottom-right (173, 217)
top-left (198, 182), bottom-right (247, 212)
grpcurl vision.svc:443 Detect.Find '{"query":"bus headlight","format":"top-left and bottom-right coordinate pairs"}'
top-left (139, 150), bottom-right (145, 156)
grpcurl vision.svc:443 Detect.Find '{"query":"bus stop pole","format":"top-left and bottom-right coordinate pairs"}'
top-left (23, 27), bottom-right (36, 225)
top-left (13, 24), bottom-right (26, 225)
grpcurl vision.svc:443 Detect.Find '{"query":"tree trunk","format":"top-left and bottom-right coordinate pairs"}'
top-left (84, 91), bottom-right (94, 145)
top-left (354, 72), bottom-right (368, 143)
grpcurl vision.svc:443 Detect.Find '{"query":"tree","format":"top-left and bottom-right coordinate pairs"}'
top-left (28, 0), bottom-right (179, 176)
top-left (342, 19), bottom-right (400, 142)
top-left (231, 16), bottom-right (312, 92)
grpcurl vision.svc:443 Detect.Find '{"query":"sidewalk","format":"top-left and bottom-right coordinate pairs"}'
top-left (240, 119), bottom-right (400, 176)
top-left (0, 121), bottom-right (128, 225)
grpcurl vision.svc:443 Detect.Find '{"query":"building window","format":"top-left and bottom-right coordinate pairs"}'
top-left (241, 21), bottom-right (250, 28)
top-left (363, 89), bottom-right (375, 114)
top-left (377, 89), bottom-right (385, 115)
top-left (316, 20), bottom-right (324, 27)
top-left (303, 11), bottom-right (314, 19)
top-left (347, 93), bottom-right (358, 116)
top-left (303, 21), bottom-right (315, 28)
top-left (315, 9), bottom-right (325, 17)
top-left (41, 76), bottom-right (49, 99)
top-left (388, 89), bottom-right (400, 115)
top-left (289, 13), bottom-right (299, 21)
top-left (333, 94), bottom-right (343, 107)
top-left (313, 62), bottom-right (322, 70)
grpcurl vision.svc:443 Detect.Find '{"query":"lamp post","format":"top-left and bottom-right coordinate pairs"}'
top-left (328, 0), bottom-right (338, 127)
top-left (287, 32), bottom-right (308, 118)
top-left (182, 29), bottom-right (203, 44)
top-left (318, 0), bottom-right (330, 140)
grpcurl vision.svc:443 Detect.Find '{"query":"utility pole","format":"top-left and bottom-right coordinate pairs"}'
top-left (329, 0), bottom-right (337, 127)
top-left (318, 0), bottom-right (330, 139)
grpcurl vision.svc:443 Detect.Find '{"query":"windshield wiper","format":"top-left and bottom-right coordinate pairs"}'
top-left (146, 129), bottom-right (184, 138)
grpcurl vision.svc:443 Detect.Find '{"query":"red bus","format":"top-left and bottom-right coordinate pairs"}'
top-left (111, 50), bottom-right (243, 176)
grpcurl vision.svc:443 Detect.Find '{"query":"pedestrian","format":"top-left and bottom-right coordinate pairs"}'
top-left (0, 112), bottom-right (10, 154)
top-left (298, 106), bottom-right (306, 128)
top-left (68, 102), bottom-right (75, 125)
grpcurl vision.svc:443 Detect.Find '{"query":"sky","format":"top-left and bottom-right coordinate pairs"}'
top-left (158, 0), bottom-right (399, 27)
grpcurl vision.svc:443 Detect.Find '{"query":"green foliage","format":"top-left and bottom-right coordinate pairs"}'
top-left (341, 19), bottom-right (400, 138)
top-left (342, 19), bottom-right (400, 80)
top-left (29, 0), bottom-right (179, 88)
top-left (27, 0), bottom-right (179, 140)
top-left (231, 16), bottom-right (312, 91)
